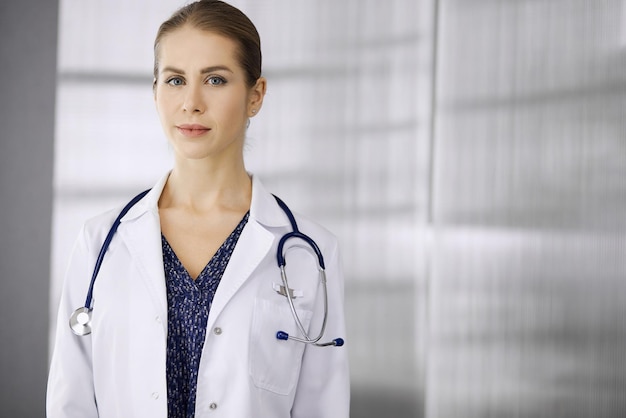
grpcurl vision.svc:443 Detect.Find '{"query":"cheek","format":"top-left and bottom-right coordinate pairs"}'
top-left (155, 90), bottom-right (176, 119)
top-left (214, 93), bottom-right (248, 123)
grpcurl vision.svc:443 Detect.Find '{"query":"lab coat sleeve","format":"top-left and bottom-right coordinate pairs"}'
top-left (47, 225), bottom-right (99, 417)
top-left (291, 238), bottom-right (350, 418)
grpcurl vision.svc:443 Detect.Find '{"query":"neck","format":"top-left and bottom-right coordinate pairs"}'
top-left (160, 157), bottom-right (252, 212)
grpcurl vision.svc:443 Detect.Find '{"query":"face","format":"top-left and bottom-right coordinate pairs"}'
top-left (154, 26), bottom-right (265, 162)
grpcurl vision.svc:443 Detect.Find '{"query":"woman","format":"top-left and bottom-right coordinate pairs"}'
top-left (46, 1), bottom-right (350, 416)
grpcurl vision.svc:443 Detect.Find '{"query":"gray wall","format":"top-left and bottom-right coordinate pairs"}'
top-left (0, 1), bottom-right (58, 416)
top-left (424, 1), bottom-right (626, 417)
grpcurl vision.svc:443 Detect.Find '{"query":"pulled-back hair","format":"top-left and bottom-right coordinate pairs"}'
top-left (154, 0), bottom-right (262, 87)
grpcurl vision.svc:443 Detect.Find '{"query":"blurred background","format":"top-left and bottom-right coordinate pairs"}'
top-left (1, 0), bottom-right (625, 416)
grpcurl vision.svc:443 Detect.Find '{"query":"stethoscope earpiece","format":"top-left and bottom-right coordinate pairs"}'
top-left (69, 307), bottom-right (93, 336)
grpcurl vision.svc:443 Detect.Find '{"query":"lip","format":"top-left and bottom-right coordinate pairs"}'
top-left (176, 124), bottom-right (211, 138)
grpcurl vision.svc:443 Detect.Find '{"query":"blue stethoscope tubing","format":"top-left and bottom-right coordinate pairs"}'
top-left (69, 189), bottom-right (150, 336)
top-left (273, 195), bottom-right (343, 347)
top-left (69, 189), bottom-right (344, 348)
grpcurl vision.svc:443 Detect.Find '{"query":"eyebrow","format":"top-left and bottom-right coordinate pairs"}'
top-left (160, 65), bottom-right (234, 75)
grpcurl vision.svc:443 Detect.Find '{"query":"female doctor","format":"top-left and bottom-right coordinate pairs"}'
top-left (46, 1), bottom-right (350, 417)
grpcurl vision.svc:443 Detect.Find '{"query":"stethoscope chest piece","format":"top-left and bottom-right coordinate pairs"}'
top-left (69, 307), bottom-right (93, 336)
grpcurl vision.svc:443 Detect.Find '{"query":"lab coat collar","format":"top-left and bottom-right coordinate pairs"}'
top-left (120, 173), bottom-right (169, 223)
top-left (120, 171), bottom-right (291, 229)
top-left (116, 170), bottom-right (289, 335)
top-left (249, 174), bottom-right (290, 228)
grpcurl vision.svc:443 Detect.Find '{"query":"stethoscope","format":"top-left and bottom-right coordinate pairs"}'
top-left (69, 190), bottom-right (344, 348)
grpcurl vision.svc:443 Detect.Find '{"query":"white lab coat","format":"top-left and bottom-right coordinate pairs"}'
top-left (47, 173), bottom-right (350, 418)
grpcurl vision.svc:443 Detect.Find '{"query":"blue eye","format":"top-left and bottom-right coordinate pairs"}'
top-left (166, 77), bottom-right (184, 86)
top-left (207, 76), bottom-right (226, 86)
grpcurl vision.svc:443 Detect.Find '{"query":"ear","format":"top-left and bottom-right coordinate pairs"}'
top-left (153, 78), bottom-right (157, 102)
top-left (247, 77), bottom-right (267, 117)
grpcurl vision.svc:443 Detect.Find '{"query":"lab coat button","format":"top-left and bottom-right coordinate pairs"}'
top-left (155, 316), bottom-right (161, 323)
top-left (151, 392), bottom-right (159, 400)
top-left (209, 402), bottom-right (218, 410)
top-left (213, 327), bottom-right (222, 335)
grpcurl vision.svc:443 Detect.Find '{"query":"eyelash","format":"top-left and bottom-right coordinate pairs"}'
top-left (165, 77), bottom-right (184, 86)
top-left (207, 75), bottom-right (227, 86)
top-left (164, 75), bottom-right (227, 86)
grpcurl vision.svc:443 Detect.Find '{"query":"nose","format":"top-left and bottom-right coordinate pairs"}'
top-left (182, 83), bottom-right (206, 114)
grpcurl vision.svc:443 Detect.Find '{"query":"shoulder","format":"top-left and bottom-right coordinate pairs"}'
top-left (274, 202), bottom-right (341, 267)
top-left (78, 205), bottom-right (126, 250)
top-left (80, 183), bottom-right (161, 246)
top-left (292, 210), bottom-right (338, 246)
top-left (251, 174), bottom-right (339, 248)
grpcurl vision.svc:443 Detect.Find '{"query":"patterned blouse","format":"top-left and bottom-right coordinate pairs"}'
top-left (162, 212), bottom-right (250, 418)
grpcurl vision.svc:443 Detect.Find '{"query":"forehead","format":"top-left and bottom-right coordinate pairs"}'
top-left (157, 26), bottom-right (240, 69)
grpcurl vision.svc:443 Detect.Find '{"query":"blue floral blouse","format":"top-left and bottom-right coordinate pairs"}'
top-left (161, 212), bottom-right (249, 418)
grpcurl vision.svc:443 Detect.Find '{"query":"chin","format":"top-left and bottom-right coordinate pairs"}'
top-left (169, 142), bottom-right (212, 160)
top-left (169, 134), bottom-right (244, 162)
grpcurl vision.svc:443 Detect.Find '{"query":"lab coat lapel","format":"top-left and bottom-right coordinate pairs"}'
top-left (206, 220), bottom-right (273, 329)
top-left (110, 173), bottom-right (289, 333)
top-left (206, 175), bottom-right (289, 330)
top-left (116, 174), bottom-right (169, 329)
top-left (118, 210), bottom-right (168, 327)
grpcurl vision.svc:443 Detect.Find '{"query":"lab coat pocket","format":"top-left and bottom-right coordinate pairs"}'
top-left (249, 298), bottom-right (312, 395)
